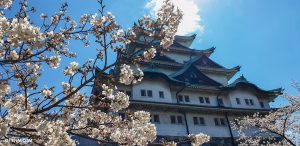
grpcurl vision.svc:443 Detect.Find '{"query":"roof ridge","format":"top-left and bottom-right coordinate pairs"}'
top-left (225, 75), bottom-right (283, 95)
top-left (170, 63), bottom-right (222, 86)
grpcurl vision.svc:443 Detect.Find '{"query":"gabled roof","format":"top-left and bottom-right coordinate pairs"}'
top-left (223, 75), bottom-right (283, 96)
top-left (151, 52), bottom-right (181, 64)
top-left (142, 69), bottom-right (185, 85)
top-left (128, 35), bottom-right (215, 56)
top-left (140, 50), bottom-right (183, 68)
top-left (170, 62), bottom-right (222, 86)
top-left (193, 55), bottom-right (225, 69)
top-left (172, 41), bottom-right (194, 50)
top-left (185, 54), bottom-right (240, 80)
top-left (174, 34), bottom-right (197, 47)
top-left (169, 44), bottom-right (215, 56)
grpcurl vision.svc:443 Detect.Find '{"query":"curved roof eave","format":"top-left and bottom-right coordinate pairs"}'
top-left (222, 82), bottom-right (283, 96)
top-left (143, 70), bottom-right (186, 85)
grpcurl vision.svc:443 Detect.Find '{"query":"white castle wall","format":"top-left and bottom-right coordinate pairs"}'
top-left (187, 113), bottom-right (231, 137)
top-left (258, 99), bottom-right (271, 109)
top-left (170, 90), bottom-right (232, 107)
top-left (229, 89), bottom-right (264, 109)
top-left (131, 78), bottom-right (173, 103)
top-left (119, 78), bottom-right (270, 110)
top-left (151, 111), bottom-right (187, 136)
top-left (150, 110), bottom-right (232, 137)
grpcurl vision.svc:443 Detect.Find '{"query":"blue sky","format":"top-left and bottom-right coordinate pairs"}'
top-left (9, 0), bottom-right (300, 107)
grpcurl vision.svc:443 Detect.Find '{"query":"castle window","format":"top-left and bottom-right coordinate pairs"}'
top-left (260, 102), bottom-right (265, 108)
top-left (141, 89), bottom-right (146, 96)
top-left (125, 91), bottom-right (131, 97)
top-left (147, 90), bottom-right (153, 97)
top-left (205, 97), bottom-right (210, 104)
top-left (199, 117), bottom-right (205, 125)
top-left (199, 97), bottom-right (204, 103)
top-left (218, 99), bottom-right (224, 105)
top-left (214, 118), bottom-right (226, 126)
top-left (184, 95), bottom-right (190, 102)
top-left (249, 99), bottom-right (254, 105)
top-left (178, 95), bottom-right (183, 102)
top-left (177, 116), bottom-right (183, 124)
top-left (236, 98), bottom-right (241, 104)
top-left (194, 117), bottom-right (205, 125)
top-left (214, 118), bottom-right (219, 126)
top-left (245, 99), bottom-right (249, 105)
top-left (220, 118), bottom-right (226, 126)
top-left (193, 117), bottom-right (199, 125)
top-left (159, 91), bottom-right (164, 98)
top-left (153, 114), bottom-right (160, 123)
top-left (170, 115), bottom-right (176, 124)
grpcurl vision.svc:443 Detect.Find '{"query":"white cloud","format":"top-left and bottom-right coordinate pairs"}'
top-left (145, 0), bottom-right (204, 35)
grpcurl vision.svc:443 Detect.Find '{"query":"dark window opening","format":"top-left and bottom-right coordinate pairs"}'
top-left (236, 98), bottom-right (241, 104)
top-left (199, 117), bottom-right (205, 125)
top-left (141, 90), bottom-right (146, 96)
top-left (245, 99), bottom-right (249, 105)
top-left (260, 102), bottom-right (265, 108)
top-left (159, 91), bottom-right (164, 98)
top-left (184, 95), bottom-right (190, 102)
top-left (177, 116), bottom-right (183, 124)
top-left (153, 114), bottom-right (160, 123)
top-left (126, 91), bottom-right (131, 97)
top-left (178, 95), bottom-right (183, 102)
top-left (170, 116), bottom-right (176, 124)
top-left (199, 97), bottom-right (204, 103)
top-left (205, 97), bottom-right (210, 104)
top-left (147, 90), bottom-right (153, 97)
top-left (193, 117), bottom-right (199, 125)
top-left (220, 118), bottom-right (226, 126)
top-left (214, 118), bottom-right (219, 126)
top-left (249, 99), bottom-right (254, 105)
top-left (218, 99), bottom-right (224, 105)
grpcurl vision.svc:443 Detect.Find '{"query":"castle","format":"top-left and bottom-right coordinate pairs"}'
top-left (87, 34), bottom-right (282, 146)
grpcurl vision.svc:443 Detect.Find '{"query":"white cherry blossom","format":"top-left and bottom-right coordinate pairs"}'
top-left (0, 0), bottom-right (13, 9)
top-left (49, 56), bottom-right (61, 69)
top-left (0, 0), bottom-right (185, 145)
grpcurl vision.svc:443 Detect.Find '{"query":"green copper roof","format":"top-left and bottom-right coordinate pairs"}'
top-left (169, 61), bottom-right (222, 86)
top-left (224, 75), bottom-right (284, 95)
top-left (174, 34), bottom-right (197, 47)
top-left (143, 69), bottom-right (185, 85)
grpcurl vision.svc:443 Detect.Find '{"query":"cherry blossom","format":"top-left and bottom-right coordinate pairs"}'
top-left (0, 0), bottom-right (188, 145)
top-left (48, 56), bottom-right (61, 69)
top-left (143, 47), bottom-right (157, 62)
top-left (0, 83), bottom-right (10, 98)
top-left (0, 0), bottom-right (13, 9)
top-left (64, 62), bottom-right (79, 76)
top-left (234, 90), bottom-right (300, 146)
top-left (188, 133), bottom-right (210, 146)
top-left (41, 88), bottom-right (52, 98)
